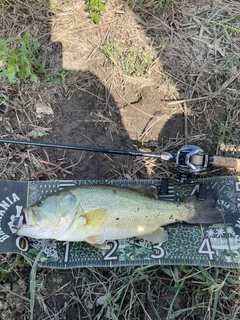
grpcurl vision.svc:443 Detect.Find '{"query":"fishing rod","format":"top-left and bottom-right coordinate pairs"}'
top-left (0, 138), bottom-right (240, 182)
top-left (0, 138), bottom-right (175, 160)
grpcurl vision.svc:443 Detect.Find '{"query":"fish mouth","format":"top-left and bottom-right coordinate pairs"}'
top-left (24, 207), bottom-right (41, 226)
top-left (19, 207), bottom-right (79, 240)
top-left (18, 208), bottom-right (52, 239)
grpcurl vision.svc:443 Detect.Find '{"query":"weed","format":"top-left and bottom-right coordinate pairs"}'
top-left (0, 94), bottom-right (9, 112)
top-left (154, 0), bottom-right (172, 11)
top-left (0, 30), bottom-right (44, 84)
top-left (192, 6), bottom-right (240, 48)
top-left (30, 251), bottom-right (42, 320)
top-left (47, 68), bottom-right (71, 85)
top-left (218, 123), bottom-right (231, 135)
top-left (0, 261), bottom-right (19, 285)
top-left (102, 41), bottom-right (158, 77)
top-left (86, 0), bottom-right (106, 24)
top-left (46, 67), bottom-right (71, 92)
top-left (127, 0), bottom-right (172, 12)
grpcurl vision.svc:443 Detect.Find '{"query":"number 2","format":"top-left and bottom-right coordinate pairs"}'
top-left (103, 241), bottom-right (119, 260)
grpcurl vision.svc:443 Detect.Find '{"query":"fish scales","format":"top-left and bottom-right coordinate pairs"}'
top-left (71, 185), bottom-right (189, 225)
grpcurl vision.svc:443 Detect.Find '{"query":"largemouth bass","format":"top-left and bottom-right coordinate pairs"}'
top-left (17, 184), bottom-right (222, 245)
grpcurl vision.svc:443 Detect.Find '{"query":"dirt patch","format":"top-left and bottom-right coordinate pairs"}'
top-left (47, 78), bottom-right (133, 180)
top-left (45, 74), bottom-right (185, 180)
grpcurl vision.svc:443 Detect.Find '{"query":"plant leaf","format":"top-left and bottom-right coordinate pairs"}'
top-left (99, 2), bottom-right (106, 12)
top-left (88, 12), bottom-right (100, 24)
top-left (7, 65), bottom-right (16, 83)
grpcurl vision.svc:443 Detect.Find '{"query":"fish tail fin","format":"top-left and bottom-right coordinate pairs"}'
top-left (185, 192), bottom-right (223, 224)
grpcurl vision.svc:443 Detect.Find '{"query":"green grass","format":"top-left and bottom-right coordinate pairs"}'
top-left (127, 0), bottom-right (172, 13)
top-left (71, 265), bottom-right (240, 319)
top-left (29, 251), bottom-right (43, 320)
top-left (102, 41), bottom-right (160, 77)
top-left (153, 0), bottom-right (172, 11)
top-left (18, 264), bottom-right (234, 319)
top-left (191, 5), bottom-right (240, 48)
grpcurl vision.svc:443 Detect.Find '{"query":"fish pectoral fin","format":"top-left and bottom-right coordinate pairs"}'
top-left (85, 208), bottom-right (107, 227)
top-left (75, 216), bottom-right (87, 227)
top-left (86, 234), bottom-right (105, 244)
top-left (140, 227), bottom-right (168, 244)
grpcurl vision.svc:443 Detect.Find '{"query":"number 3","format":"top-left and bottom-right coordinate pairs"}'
top-left (150, 243), bottom-right (165, 259)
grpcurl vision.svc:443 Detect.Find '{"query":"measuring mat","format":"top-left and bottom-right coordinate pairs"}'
top-left (0, 177), bottom-right (240, 268)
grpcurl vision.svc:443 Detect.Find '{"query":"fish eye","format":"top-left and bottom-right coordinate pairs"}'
top-left (37, 200), bottom-right (43, 207)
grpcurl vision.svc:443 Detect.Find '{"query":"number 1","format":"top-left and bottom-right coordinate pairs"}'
top-left (63, 241), bottom-right (70, 263)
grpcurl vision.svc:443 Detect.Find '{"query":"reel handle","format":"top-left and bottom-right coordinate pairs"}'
top-left (211, 156), bottom-right (240, 169)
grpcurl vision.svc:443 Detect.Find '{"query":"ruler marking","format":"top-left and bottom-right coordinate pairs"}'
top-left (26, 181), bottom-right (30, 206)
top-left (216, 177), bottom-right (236, 266)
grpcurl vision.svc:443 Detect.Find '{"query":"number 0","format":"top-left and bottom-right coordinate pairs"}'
top-left (16, 236), bottom-right (29, 252)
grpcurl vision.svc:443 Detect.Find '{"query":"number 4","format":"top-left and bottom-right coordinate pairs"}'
top-left (198, 238), bottom-right (215, 260)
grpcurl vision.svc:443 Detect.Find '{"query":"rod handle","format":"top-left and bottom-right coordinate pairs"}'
top-left (212, 156), bottom-right (240, 169)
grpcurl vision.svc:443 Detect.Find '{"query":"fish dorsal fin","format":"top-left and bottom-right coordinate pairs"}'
top-left (86, 234), bottom-right (105, 244)
top-left (129, 185), bottom-right (158, 198)
top-left (140, 227), bottom-right (168, 244)
top-left (85, 208), bottom-right (107, 227)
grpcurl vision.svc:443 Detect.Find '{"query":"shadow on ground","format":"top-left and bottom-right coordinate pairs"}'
top-left (32, 0), bottom-right (187, 181)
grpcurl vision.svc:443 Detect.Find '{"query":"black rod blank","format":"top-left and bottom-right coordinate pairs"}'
top-left (0, 138), bottom-right (174, 160)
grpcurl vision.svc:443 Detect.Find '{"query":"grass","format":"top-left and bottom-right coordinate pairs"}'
top-left (102, 40), bottom-right (159, 77)
top-left (29, 251), bottom-right (43, 320)
top-left (127, 0), bottom-right (172, 13)
top-left (28, 265), bottom-right (239, 319)
top-left (0, 0), bottom-right (240, 319)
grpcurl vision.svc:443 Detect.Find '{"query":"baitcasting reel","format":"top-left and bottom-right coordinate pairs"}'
top-left (175, 145), bottom-right (209, 183)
